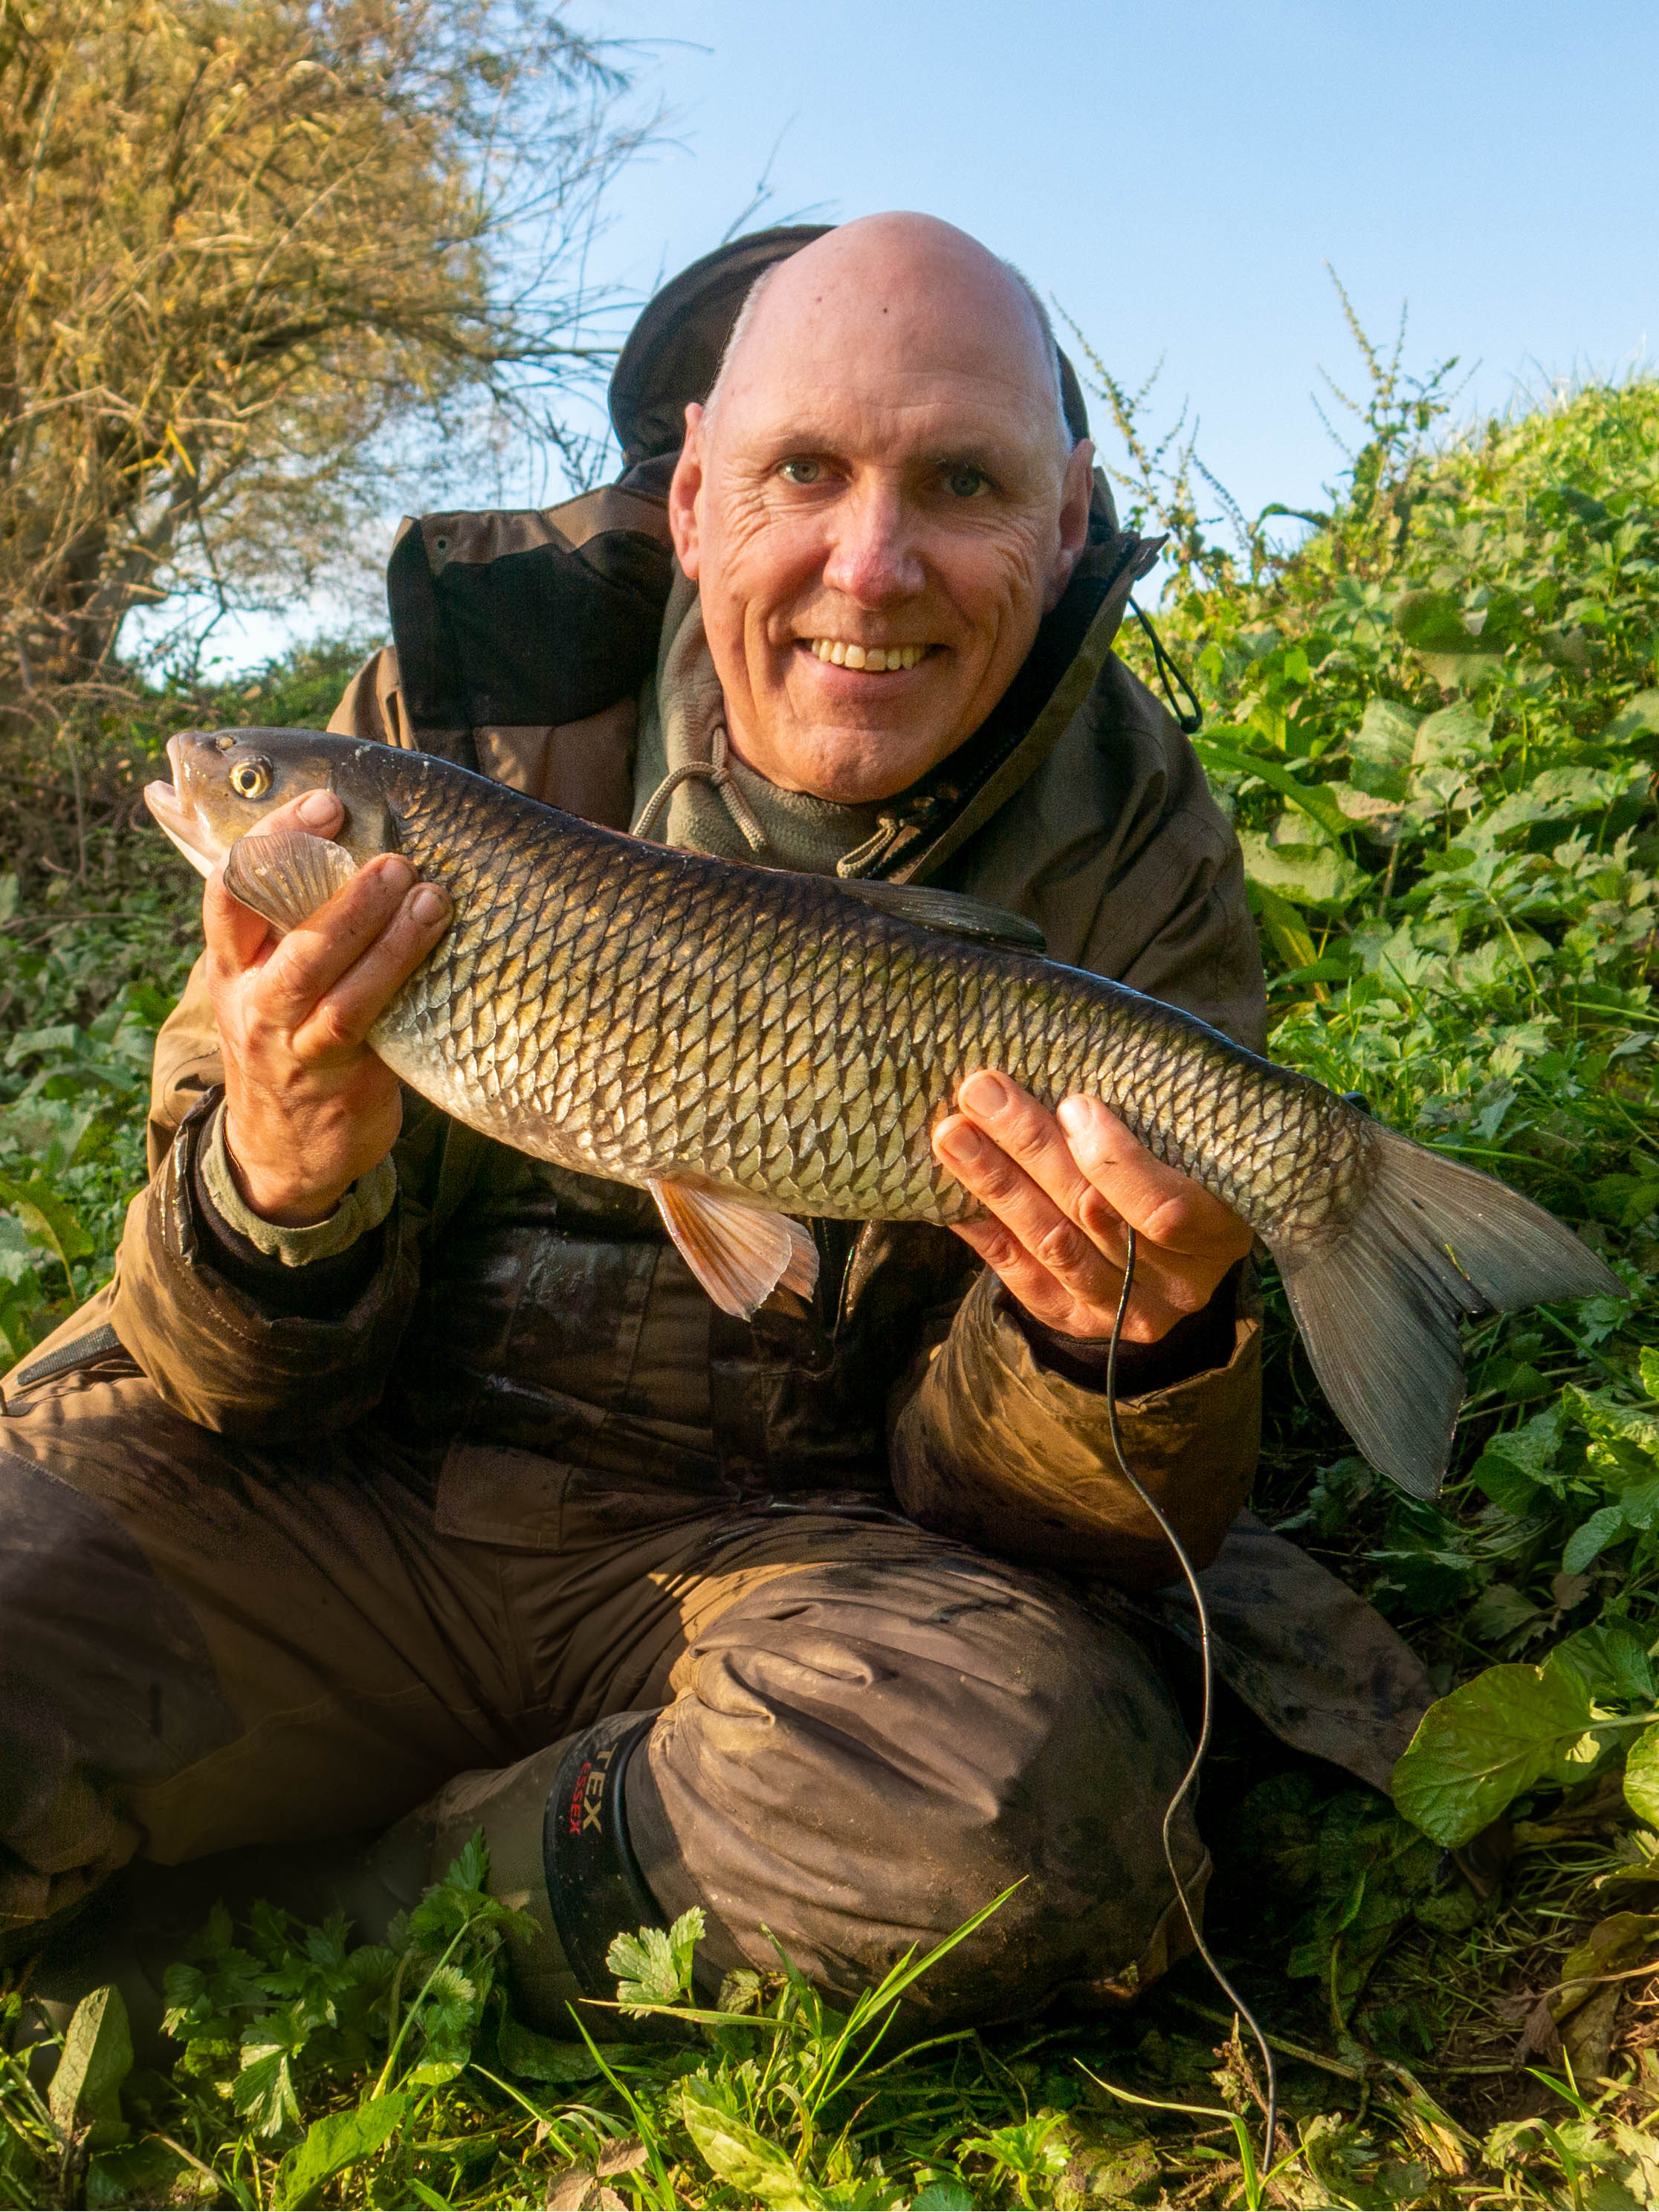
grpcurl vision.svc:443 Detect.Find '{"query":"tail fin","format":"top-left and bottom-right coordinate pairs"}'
top-left (1272, 1126), bottom-right (1624, 1499)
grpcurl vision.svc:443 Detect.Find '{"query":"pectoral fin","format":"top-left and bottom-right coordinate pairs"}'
top-left (648, 1179), bottom-right (818, 1317)
top-left (221, 830), bottom-right (360, 935)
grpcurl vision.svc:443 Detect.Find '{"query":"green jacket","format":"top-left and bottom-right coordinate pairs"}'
top-left (22, 228), bottom-right (1433, 1786)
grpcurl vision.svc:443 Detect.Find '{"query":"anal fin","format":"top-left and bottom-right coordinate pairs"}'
top-left (221, 829), bottom-right (360, 936)
top-left (648, 1179), bottom-right (818, 1318)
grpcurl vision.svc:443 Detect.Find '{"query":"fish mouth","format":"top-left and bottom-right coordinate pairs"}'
top-left (143, 735), bottom-right (229, 879)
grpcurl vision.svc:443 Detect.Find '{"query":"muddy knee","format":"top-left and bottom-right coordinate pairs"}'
top-left (625, 1545), bottom-right (1198, 2024)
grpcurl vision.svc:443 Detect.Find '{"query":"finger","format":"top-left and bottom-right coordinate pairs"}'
top-left (934, 1111), bottom-right (1119, 1299)
top-left (250, 853), bottom-right (421, 1023)
top-left (1056, 1096), bottom-right (1253, 1259)
top-left (954, 1070), bottom-right (1101, 1222)
top-left (947, 1214), bottom-right (1123, 1335)
top-left (954, 1070), bottom-right (1134, 1272)
top-left (204, 791), bottom-right (348, 977)
top-left (289, 879), bottom-right (453, 1058)
top-left (203, 867), bottom-right (275, 972)
top-left (253, 787), bottom-right (345, 841)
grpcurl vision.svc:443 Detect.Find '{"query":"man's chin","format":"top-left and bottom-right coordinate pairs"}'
top-left (750, 688), bottom-right (970, 806)
top-left (770, 725), bottom-right (960, 806)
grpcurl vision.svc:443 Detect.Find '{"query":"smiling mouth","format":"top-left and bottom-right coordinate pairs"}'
top-left (801, 638), bottom-right (931, 672)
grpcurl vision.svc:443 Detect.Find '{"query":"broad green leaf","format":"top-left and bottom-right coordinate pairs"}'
top-left (1248, 880), bottom-right (1316, 970)
top-left (1563, 1504), bottom-right (1629, 1574)
top-left (1194, 734), bottom-right (1355, 841)
top-left (607, 1907), bottom-right (703, 2012)
top-left (1469, 1453), bottom-right (1541, 1516)
top-left (1549, 1624), bottom-right (1655, 1704)
top-left (234, 2039), bottom-right (304, 2136)
top-left (1238, 832), bottom-right (1371, 911)
top-left (1607, 691), bottom-right (1659, 743)
top-left (1639, 1347), bottom-right (1659, 1403)
top-left (1392, 1661), bottom-right (1603, 1846)
top-left (1463, 1582), bottom-right (1542, 1644)
top-left (911, 2187), bottom-right (974, 2211)
top-left (1413, 702), bottom-right (1494, 769)
top-left (1625, 1722), bottom-right (1659, 1831)
top-left (1394, 589), bottom-right (1507, 685)
top-left (1348, 696), bottom-right (1420, 799)
top-left (272, 2093), bottom-right (410, 2209)
top-left (1481, 1403), bottom-right (1566, 1492)
top-left (495, 2016), bottom-right (605, 2083)
top-left (48, 1986), bottom-right (132, 2150)
top-left (444, 1832), bottom-right (489, 1896)
top-left (0, 1171), bottom-right (94, 1276)
top-left (679, 2075), bottom-right (818, 2210)
top-left (667, 1904), bottom-right (705, 1990)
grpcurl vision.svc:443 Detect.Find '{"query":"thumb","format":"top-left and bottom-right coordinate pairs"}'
top-left (204, 866), bottom-right (274, 972)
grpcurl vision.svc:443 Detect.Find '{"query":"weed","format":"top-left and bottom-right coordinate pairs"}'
top-left (6, 333), bottom-right (1659, 2201)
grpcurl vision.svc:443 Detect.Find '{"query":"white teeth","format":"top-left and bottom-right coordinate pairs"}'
top-left (807, 639), bottom-right (927, 670)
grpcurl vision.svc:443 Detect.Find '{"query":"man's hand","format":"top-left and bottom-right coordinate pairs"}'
top-left (931, 1070), bottom-right (1255, 1345)
top-left (205, 788), bottom-right (453, 1227)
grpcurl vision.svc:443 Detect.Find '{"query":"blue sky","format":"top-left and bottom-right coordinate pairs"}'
top-left (175, 0), bottom-right (1657, 670)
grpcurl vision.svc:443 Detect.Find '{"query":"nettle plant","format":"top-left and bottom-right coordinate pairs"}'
top-left (1099, 363), bottom-right (1659, 1849)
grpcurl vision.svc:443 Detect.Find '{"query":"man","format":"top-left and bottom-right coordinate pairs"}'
top-left (1, 216), bottom-right (1431, 2032)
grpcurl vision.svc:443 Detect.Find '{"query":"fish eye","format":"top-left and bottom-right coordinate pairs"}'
top-left (230, 757), bottom-right (273, 800)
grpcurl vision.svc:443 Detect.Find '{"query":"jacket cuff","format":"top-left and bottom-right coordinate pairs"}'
top-left (1009, 1262), bottom-right (1241, 1397)
top-left (107, 1090), bottom-right (419, 1436)
top-left (889, 1264), bottom-right (1262, 1589)
top-left (198, 1102), bottom-right (396, 1267)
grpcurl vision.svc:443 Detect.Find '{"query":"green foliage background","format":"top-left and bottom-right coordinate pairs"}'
top-left (7, 365), bottom-right (1659, 2206)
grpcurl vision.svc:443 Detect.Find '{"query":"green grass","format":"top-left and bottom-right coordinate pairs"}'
top-left (7, 365), bottom-right (1659, 2206)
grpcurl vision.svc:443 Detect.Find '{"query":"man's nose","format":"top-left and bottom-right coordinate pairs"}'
top-left (820, 481), bottom-right (926, 605)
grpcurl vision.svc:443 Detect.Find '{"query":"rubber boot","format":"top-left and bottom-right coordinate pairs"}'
top-left (365, 1709), bottom-right (666, 2031)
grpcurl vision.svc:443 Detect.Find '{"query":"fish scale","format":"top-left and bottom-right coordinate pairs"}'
top-left (383, 754), bottom-right (1332, 1232)
top-left (151, 725), bottom-right (1624, 1498)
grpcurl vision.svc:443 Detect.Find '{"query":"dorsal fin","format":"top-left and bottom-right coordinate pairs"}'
top-left (221, 830), bottom-right (360, 935)
top-left (832, 877), bottom-right (1047, 954)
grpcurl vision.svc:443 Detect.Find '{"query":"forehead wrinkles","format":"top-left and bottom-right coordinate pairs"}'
top-left (716, 369), bottom-right (1064, 480)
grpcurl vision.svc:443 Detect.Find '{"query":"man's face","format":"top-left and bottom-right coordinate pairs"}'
top-left (667, 221), bottom-right (1096, 805)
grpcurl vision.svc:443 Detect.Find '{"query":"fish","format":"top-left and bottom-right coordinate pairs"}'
top-left (145, 724), bottom-right (1624, 1499)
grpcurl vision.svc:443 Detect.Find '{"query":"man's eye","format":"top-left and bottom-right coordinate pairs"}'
top-left (945, 466), bottom-right (990, 499)
top-left (778, 458), bottom-right (823, 485)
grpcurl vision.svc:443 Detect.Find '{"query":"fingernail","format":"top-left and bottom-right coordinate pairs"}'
top-left (934, 1118), bottom-right (980, 1164)
top-left (960, 1070), bottom-right (1012, 1116)
top-left (1057, 1096), bottom-right (1096, 1139)
top-left (410, 884), bottom-right (449, 926)
top-left (297, 789), bottom-right (338, 827)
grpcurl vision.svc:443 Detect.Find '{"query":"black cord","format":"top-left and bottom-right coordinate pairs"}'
top-left (1128, 598), bottom-right (1205, 737)
top-left (1104, 1226), bottom-right (1278, 2170)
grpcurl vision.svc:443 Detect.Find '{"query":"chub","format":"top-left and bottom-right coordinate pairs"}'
top-left (146, 727), bottom-right (1625, 1500)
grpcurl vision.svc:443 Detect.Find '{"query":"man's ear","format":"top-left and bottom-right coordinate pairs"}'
top-left (1043, 437), bottom-right (1096, 612)
top-left (667, 403), bottom-right (706, 578)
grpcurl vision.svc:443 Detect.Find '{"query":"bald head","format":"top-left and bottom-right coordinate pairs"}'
top-left (667, 210), bottom-right (1096, 807)
top-left (705, 214), bottom-right (1072, 459)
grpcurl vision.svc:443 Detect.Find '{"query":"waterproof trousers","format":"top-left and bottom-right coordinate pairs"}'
top-left (0, 1356), bottom-right (1204, 2026)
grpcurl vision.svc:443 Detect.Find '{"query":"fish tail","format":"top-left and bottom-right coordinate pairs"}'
top-left (1272, 1124), bottom-right (1623, 1499)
